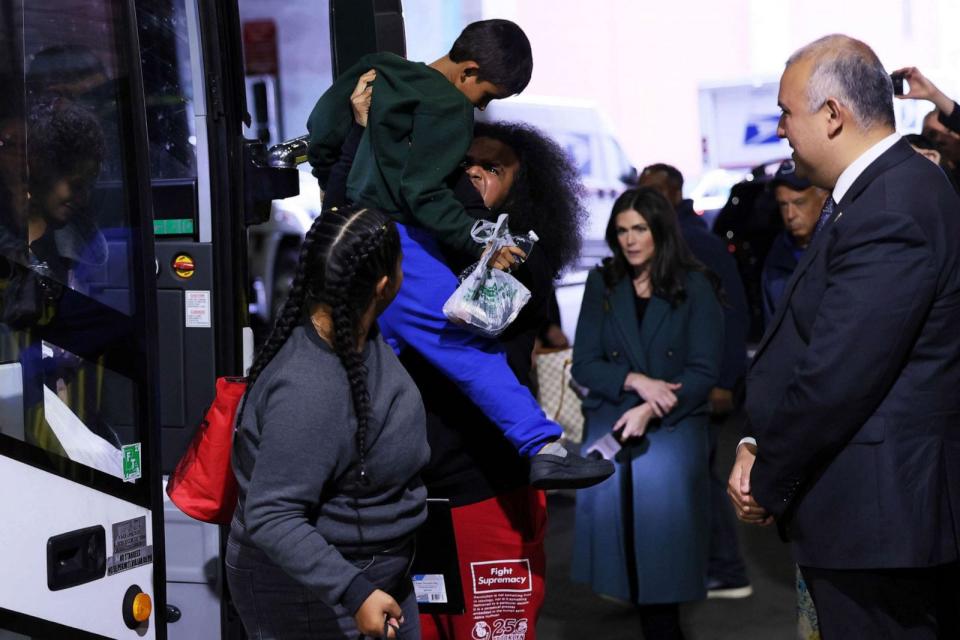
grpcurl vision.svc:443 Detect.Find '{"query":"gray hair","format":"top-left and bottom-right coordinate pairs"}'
top-left (786, 34), bottom-right (895, 130)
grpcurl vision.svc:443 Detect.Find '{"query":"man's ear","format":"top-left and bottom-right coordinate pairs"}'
top-left (824, 98), bottom-right (844, 138)
top-left (459, 60), bottom-right (481, 83)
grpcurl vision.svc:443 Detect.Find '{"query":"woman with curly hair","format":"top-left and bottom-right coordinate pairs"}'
top-left (470, 121), bottom-right (584, 276)
top-left (228, 206), bottom-right (428, 639)
top-left (410, 121), bottom-right (587, 639)
top-left (452, 121), bottom-right (585, 375)
top-left (25, 98), bottom-right (106, 287)
top-left (327, 89), bottom-right (590, 636)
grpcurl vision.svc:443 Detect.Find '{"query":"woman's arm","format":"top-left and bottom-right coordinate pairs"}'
top-left (306, 57), bottom-right (376, 188)
top-left (322, 71), bottom-right (375, 212)
top-left (571, 269), bottom-right (630, 402)
top-left (322, 122), bottom-right (365, 212)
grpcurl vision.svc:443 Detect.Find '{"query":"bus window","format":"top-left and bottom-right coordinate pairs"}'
top-left (13, 8), bottom-right (144, 314)
top-left (0, 0), bottom-right (157, 487)
top-left (138, 0), bottom-right (199, 180)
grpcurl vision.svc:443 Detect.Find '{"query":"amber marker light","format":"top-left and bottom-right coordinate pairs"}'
top-left (132, 592), bottom-right (152, 622)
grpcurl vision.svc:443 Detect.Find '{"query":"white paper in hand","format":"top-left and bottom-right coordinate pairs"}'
top-left (585, 432), bottom-right (622, 461)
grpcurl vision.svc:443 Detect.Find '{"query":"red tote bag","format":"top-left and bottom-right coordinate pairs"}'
top-left (166, 376), bottom-right (247, 524)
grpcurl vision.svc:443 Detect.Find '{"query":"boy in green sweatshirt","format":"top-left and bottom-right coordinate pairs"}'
top-left (307, 20), bottom-right (529, 257)
top-left (307, 20), bottom-right (614, 489)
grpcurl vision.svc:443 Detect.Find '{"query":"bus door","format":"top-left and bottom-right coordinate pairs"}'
top-left (0, 0), bottom-right (167, 638)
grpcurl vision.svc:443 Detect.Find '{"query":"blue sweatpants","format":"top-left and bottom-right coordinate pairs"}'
top-left (378, 223), bottom-right (561, 456)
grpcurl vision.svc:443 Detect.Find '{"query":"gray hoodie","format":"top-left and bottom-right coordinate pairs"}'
top-left (230, 323), bottom-right (429, 612)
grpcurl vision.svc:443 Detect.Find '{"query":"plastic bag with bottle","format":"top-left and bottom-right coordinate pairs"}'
top-left (442, 213), bottom-right (537, 337)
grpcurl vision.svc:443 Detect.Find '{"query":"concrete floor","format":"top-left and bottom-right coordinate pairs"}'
top-left (537, 414), bottom-right (800, 639)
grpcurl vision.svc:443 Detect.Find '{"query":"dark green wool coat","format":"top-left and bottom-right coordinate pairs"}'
top-left (571, 268), bottom-right (723, 604)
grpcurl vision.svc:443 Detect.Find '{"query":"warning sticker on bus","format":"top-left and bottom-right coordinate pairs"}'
top-left (107, 516), bottom-right (153, 575)
top-left (107, 545), bottom-right (154, 576)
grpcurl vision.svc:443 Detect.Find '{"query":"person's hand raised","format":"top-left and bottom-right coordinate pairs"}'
top-left (350, 69), bottom-right (376, 127)
top-left (892, 66), bottom-right (953, 113)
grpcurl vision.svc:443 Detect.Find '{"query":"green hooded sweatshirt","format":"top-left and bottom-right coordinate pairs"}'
top-left (307, 52), bottom-right (480, 256)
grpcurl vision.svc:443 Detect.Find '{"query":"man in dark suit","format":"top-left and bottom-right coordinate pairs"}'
top-left (727, 34), bottom-right (960, 638)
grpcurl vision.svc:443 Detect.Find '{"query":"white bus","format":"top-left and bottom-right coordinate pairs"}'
top-left (0, 0), bottom-right (333, 637)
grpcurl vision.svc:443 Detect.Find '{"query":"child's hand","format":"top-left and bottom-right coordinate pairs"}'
top-left (488, 245), bottom-right (526, 271)
top-left (350, 69), bottom-right (376, 127)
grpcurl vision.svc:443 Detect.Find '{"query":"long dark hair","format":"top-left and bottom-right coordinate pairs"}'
top-left (243, 205), bottom-right (401, 484)
top-left (473, 121), bottom-right (586, 276)
top-left (601, 187), bottom-right (719, 306)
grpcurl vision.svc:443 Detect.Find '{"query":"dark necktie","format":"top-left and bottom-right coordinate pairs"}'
top-left (813, 196), bottom-right (836, 237)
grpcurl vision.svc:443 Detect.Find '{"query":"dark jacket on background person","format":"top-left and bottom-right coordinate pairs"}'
top-left (760, 231), bottom-right (802, 327)
top-left (230, 325), bottom-right (429, 613)
top-left (745, 140), bottom-right (960, 569)
top-left (676, 198), bottom-right (707, 229)
top-left (676, 199), bottom-right (749, 390)
top-left (307, 52), bottom-right (479, 256)
top-left (940, 101), bottom-right (960, 134)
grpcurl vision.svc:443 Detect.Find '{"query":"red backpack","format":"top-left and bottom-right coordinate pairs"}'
top-left (166, 377), bottom-right (246, 524)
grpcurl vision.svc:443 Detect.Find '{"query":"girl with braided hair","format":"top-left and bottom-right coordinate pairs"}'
top-left (227, 205), bottom-right (428, 639)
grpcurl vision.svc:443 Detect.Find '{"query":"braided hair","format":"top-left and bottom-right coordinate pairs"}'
top-left (241, 205), bottom-right (401, 485)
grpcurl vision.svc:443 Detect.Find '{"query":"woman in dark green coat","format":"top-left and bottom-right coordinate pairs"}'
top-left (571, 188), bottom-right (724, 639)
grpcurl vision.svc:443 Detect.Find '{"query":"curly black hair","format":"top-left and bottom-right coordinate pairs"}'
top-left (241, 205), bottom-right (401, 487)
top-left (27, 98), bottom-right (104, 190)
top-left (473, 121), bottom-right (586, 276)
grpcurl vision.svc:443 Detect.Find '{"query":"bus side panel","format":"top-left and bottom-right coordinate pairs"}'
top-left (0, 457), bottom-right (157, 639)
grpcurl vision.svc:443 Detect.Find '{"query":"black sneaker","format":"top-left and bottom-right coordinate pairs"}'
top-left (529, 451), bottom-right (615, 490)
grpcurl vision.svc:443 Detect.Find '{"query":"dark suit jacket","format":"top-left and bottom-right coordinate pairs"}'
top-left (745, 139), bottom-right (960, 569)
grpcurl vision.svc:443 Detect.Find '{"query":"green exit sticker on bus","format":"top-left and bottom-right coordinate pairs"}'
top-left (153, 218), bottom-right (195, 235)
top-left (122, 443), bottom-right (142, 483)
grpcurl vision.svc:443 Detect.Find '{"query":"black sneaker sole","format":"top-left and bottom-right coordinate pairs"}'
top-left (529, 455), bottom-right (615, 490)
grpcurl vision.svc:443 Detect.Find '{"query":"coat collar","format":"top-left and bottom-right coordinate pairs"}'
top-left (836, 138), bottom-right (914, 210)
top-left (608, 277), bottom-right (670, 372)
